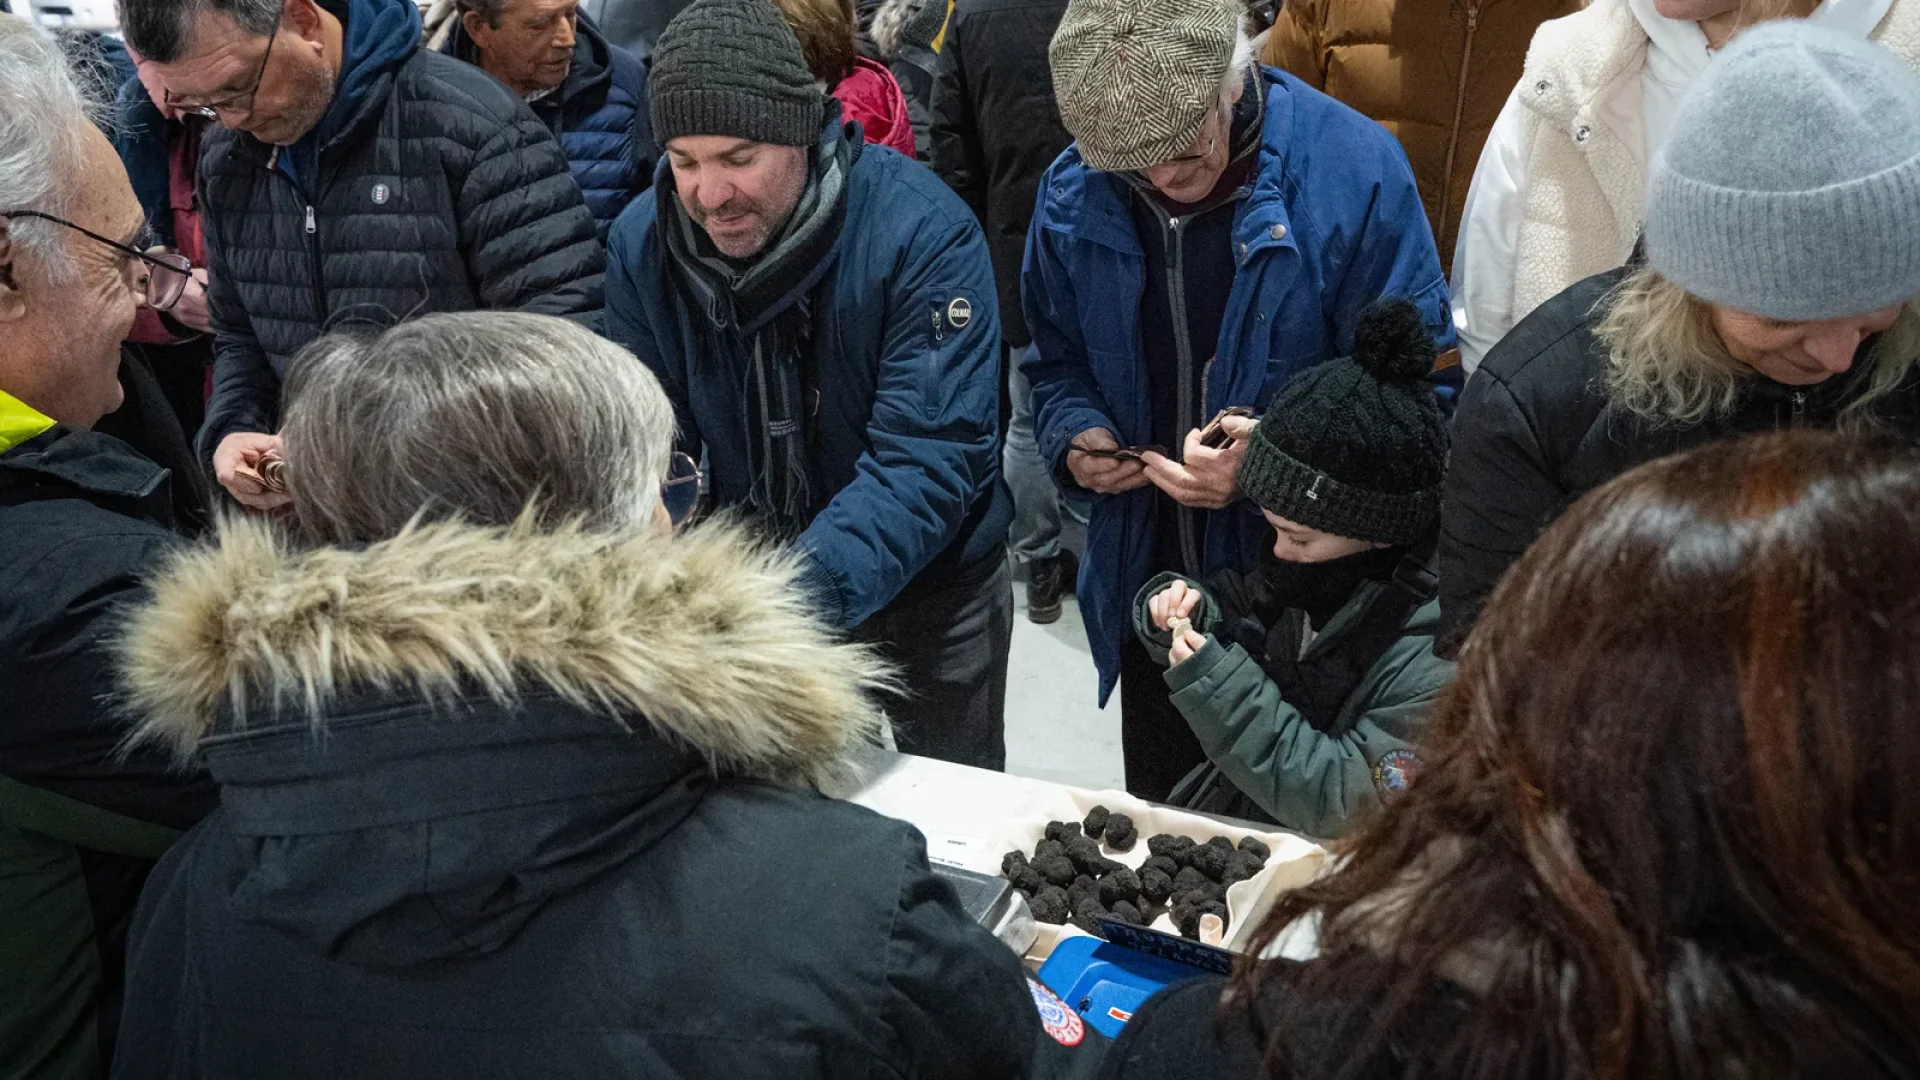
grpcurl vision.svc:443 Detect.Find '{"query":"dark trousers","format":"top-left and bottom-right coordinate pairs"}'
top-left (857, 552), bottom-right (1013, 771)
top-left (1119, 636), bottom-right (1210, 801)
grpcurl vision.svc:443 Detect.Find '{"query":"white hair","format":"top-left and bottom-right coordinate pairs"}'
top-left (0, 15), bottom-right (93, 281)
top-left (1220, 25), bottom-right (1255, 101)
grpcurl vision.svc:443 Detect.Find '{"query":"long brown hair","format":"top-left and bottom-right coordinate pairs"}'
top-left (1237, 431), bottom-right (1920, 1079)
top-left (771, 0), bottom-right (859, 87)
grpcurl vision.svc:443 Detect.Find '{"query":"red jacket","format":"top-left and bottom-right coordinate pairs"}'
top-left (832, 56), bottom-right (916, 157)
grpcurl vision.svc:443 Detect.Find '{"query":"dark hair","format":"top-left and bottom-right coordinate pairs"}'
top-left (770, 0), bottom-right (857, 86)
top-left (1237, 430), bottom-right (1920, 1079)
top-left (117, 0), bottom-right (281, 64)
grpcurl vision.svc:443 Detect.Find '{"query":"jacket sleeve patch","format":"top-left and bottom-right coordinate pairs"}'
top-left (1371, 748), bottom-right (1423, 797)
top-left (1027, 978), bottom-right (1086, 1047)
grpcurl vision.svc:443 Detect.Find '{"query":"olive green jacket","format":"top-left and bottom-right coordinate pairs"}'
top-left (1133, 569), bottom-right (1454, 839)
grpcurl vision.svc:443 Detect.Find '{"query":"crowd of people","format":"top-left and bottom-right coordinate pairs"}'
top-left (2, 0), bottom-right (1919, 1074)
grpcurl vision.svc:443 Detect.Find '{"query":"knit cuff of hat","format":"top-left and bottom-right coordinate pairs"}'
top-left (653, 87), bottom-right (824, 147)
top-left (1237, 435), bottom-right (1440, 546)
top-left (1646, 150), bottom-right (1920, 321)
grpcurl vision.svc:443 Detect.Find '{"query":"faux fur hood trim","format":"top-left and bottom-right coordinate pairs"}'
top-left (116, 515), bottom-right (894, 791)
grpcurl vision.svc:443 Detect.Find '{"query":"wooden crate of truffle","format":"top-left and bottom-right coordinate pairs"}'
top-left (991, 794), bottom-right (1325, 959)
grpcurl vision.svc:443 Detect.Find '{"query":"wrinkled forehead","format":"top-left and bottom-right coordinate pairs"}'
top-left (143, 10), bottom-right (273, 99)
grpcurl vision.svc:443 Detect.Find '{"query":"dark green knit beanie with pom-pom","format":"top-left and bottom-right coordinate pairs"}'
top-left (1236, 300), bottom-right (1449, 545)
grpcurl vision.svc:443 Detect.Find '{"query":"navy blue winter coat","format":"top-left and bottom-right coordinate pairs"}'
top-left (1022, 67), bottom-right (1452, 701)
top-left (605, 122), bottom-right (1011, 631)
top-left (442, 10), bottom-right (654, 240)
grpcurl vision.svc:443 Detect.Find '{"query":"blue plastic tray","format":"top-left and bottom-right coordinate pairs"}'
top-left (1035, 931), bottom-right (1224, 1039)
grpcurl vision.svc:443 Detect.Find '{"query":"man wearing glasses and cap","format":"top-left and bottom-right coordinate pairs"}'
top-left (115, 0), bottom-right (605, 511)
top-left (0, 17), bottom-right (216, 1080)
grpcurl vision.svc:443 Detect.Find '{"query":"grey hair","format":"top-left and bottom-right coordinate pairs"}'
top-left (118, 0), bottom-right (281, 64)
top-left (1219, 25), bottom-right (1255, 103)
top-left (281, 312), bottom-right (678, 546)
top-left (1595, 267), bottom-right (1920, 427)
top-left (0, 15), bottom-right (93, 281)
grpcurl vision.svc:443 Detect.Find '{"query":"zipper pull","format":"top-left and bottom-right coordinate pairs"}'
top-left (304, 206), bottom-right (316, 235)
top-left (1467, 7), bottom-right (1478, 31)
top-left (1791, 390), bottom-right (1807, 428)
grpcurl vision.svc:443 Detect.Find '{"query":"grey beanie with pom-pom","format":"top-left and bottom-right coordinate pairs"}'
top-left (1234, 300), bottom-right (1449, 544)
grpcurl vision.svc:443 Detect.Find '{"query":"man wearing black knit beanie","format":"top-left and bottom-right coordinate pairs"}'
top-left (1134, 301), bottom-right (1457, 839)
top-left (605, 0), bottom-right (1013, 771)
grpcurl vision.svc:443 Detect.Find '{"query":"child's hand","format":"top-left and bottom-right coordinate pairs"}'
top-left (1168, 627), bottom-right (1208, 667)
top-left (1149, 580), bottom-right (1202, 631)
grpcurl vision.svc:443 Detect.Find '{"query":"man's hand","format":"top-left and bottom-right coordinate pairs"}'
top-left (170, 268), bottom-right (211, 334)
top-left (1140, 414), bottom-right (1258, 509)
top-left (1168, 626), bottom-right (1208, 667)
top-left (1148, 579), bottom-right (1202, 632)
top-left (213, 432), bottom-right (291, 511)
top-left (1066, 427), bottom-right (1153, 494)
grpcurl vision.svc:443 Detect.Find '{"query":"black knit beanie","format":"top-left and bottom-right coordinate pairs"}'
top-left (1236, 300), bottom-right (1449, 545)
top-left (649, 0), bottom-right (825, 147)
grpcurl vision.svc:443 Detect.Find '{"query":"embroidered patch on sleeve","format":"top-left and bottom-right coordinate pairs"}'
top-left (1027, 978), bottom-right (1085, 1047)
top-left (1372, 748), bottom-right (1423, 797)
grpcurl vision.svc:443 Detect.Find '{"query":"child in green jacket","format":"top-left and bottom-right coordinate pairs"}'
top-left (1136, 300), bottom-right (1455, 839)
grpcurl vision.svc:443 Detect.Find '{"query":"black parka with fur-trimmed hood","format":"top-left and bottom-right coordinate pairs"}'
top-left (109, 518), bottom-right (1104, 1080)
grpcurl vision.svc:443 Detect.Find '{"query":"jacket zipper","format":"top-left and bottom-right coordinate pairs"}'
top-left (1791, 390), bottom-right (1807, 428)
top-left (1436, 1), bottom-right (1480, 257)
top-left (1163, 213), bottom-right (1205, 576)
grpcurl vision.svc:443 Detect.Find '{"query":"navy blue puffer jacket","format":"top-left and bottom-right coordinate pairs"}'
top-left (442, 10), bottom-right (655, 240)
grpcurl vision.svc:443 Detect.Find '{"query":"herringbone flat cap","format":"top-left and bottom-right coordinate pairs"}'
top-left (1049, 0), bottom-right (1243, 172)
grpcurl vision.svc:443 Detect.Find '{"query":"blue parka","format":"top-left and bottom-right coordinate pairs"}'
top-left (605, 121), bottom-right (1011, 631)
top-left (1022, 67), bottom-right (1453, 702)
top-left (441, 9), bottom-right (654, 240)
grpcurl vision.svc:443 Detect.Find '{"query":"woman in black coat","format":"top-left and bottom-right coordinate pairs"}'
top-left (1436, 24), bottom-right (1920, 655)
top-left (1099, 430), bottom-right (1920, 1080)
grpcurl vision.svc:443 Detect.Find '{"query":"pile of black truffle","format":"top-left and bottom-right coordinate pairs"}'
top-left (998, 805), bottom-right (1271, 941)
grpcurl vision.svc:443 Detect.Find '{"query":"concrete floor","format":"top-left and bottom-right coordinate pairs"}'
top-left (1003, 585), bottom-right (1126, 793)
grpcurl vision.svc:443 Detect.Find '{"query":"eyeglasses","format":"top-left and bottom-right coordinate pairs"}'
top-left (162, 21), bottom-right (277, 121)
top-left (662, 451), bottom-right (703, 526)
top-left (0, 210), bottom-right (194, 310)
top-left (1151, 104), bottom-right (1227, 171)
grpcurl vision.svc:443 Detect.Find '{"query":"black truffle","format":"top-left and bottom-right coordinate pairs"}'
top-left (1109, 899), bottom-right (1144, 927)
top-left (1142, 855), bottom-right (1179, 878)
top-left (1205, 835), bottom-right (1235, 853)
top-left (1044, 820), bottom-right (1084, 843)
top-left (1147, 834), bottom-right (1197, 860)
top-left (1171, 902), bottom-right (1200, 940)
top-left (1001, 850), bottom-right (1029, 879)
top-left (1140, 867), bottom-right (1175, 905)
top-left (1011, 865), bottom-right (1047, 896)
top-left (1173, 866), bottom-right (1210, 894)
top-left (1098, 867), bottom-right (1142, 907)
top-left (1066, 836), bottom-right (1121, 877)
top-left (1033, 839), bottom-right (1067, 861)
top-left (1082, 805), bottom-right (1111, 842)
top-left (1220, 852), bottom-right (1258, 885)
top-left (1070, 906), bottom-right (1109, 936)
top-left (1237, 836), bottom-right (1271, 861)
top-left (1034, 854), bottom-right (1077, 888)
top-left (1174, 882), bottom-right (1225, 908)
top-left (1067, 874), bottom-right (1100, 915)
top-left (1030, 885), bottom-right (1071, 923)
top-left (1103, 814), bottom-right (1138, 852)
top-left (1190, 843), bottom-right (1231, 882)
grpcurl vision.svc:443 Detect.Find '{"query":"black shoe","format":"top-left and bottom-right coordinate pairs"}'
top-left (1026, 551), bottom-right (1077, 625)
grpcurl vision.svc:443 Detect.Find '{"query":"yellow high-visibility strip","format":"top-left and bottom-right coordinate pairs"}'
top-left (0, 390), bottom-right (54, 454)
top-left (930, 0), bottom-right (956, 53)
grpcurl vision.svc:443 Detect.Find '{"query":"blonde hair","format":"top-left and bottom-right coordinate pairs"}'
top-left (1595, 267), bottom-right (1920, 427)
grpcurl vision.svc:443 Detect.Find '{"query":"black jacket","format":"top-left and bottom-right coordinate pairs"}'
top-left (1438, 268), bottom-right (1920, 654)
top-left (112, 518), bottom-right (1102, 1080)
top-left (928, 0), bottom-right (1072, 348)
top-left (0, 428), bottom-right (215, 1080)
top-left (196, 0), bottom-right (604, 460)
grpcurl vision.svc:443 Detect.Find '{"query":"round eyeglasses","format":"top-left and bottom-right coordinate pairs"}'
top-left (662, 451), bottom-right (703, 526)
top-left (0, 210), bottom-right (194, 311)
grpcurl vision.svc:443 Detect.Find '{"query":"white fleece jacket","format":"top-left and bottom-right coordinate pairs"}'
top-left (1449, 0), bottom-right (1915, 374)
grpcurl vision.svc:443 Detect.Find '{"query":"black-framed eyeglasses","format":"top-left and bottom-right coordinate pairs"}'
top-left (662, 451), bottom-right (703, 526)
top-left (0, 210), bottom-right (193, 310)
top-left (162, 20), bottom-right (277, 121)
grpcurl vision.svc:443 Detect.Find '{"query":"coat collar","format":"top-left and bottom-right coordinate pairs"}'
top-left (0, 428), bottom-right (173, 524)
top-left (116, 516), bottom-right (893, 791)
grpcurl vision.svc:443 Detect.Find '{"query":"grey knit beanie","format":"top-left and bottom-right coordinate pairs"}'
top-left (1049, 0), bottom-right (1243, 172)
top-left (1645, 23), bottom-right (1920, 321)
top-left (648, 0), bottom-right (825, 147)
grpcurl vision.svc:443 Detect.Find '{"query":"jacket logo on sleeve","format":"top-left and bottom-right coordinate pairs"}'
top-left (946, 296), bottom-right (972, 329)
top-left (370, 183), bottom-right (391, 205)
top-left (1372, 748), bottom-right (1423, 797)
top-left (1026, 978), bottom-right (1085, 1046)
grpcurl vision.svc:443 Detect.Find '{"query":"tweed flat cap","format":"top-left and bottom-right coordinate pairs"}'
top-left (1049, 0), bottom-right (1244, 172)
